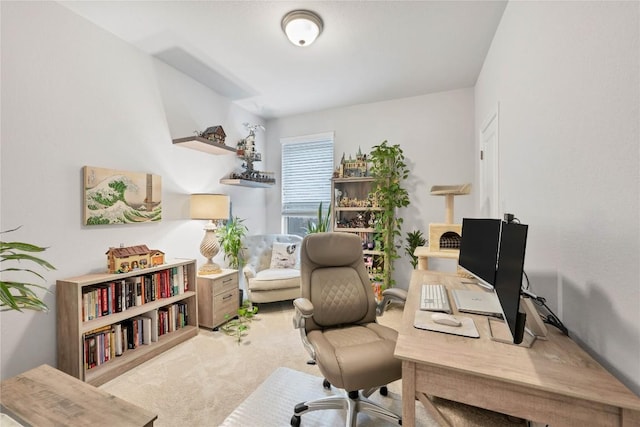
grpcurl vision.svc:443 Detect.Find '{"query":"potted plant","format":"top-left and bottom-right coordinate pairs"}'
top-left (304, 201), bottom-right (331, 234)
top-left (369, 141), bottom-right (410, 289)
top-left (1, 226), bottom-right (55, 312)
top-left (404, 230), bottom-right (427, 269)
top-left (217, 216), bottom-right (248, 269)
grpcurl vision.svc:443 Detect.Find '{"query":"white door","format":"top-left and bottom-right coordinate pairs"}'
top-left (479, 106), bottom-right (500, 218)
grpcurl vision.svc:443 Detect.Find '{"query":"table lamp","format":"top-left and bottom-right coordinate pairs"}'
top-left (190, 194), bottom-right (230, 275)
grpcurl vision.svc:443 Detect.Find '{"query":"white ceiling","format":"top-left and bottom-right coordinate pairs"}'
top-left (59, 1), bottom-right (507, 120)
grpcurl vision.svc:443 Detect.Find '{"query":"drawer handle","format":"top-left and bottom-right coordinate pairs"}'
top-left (222, 294), bottom-right (234, 301)
top-left (222, 278), bottom-right (233, 283)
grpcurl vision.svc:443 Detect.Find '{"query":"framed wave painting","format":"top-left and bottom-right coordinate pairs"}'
top-left (83, 166), bottom-right (162, 226)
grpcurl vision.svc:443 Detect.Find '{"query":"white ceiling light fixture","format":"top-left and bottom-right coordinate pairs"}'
top-left (281, 10), bottom-right (323, 47)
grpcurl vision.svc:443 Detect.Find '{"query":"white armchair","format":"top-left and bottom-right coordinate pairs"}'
top-left (241, 234), bottom-right (303, 303)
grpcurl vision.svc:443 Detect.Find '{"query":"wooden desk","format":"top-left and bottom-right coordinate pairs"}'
top-left (394, 270), bottom-right (640, 427)
top-left (0, 364), bottom-right (157, 426)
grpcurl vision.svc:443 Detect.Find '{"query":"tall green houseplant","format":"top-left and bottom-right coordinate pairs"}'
top-left (217, 216), bottom-right (248, 269)
top-left (369, 141), bottom-right (410, 289)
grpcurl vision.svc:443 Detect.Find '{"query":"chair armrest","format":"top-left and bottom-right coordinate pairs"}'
top-left (293, 297), bottom-right (314, 318)
top-left (292, 297), bottom-right (316, 363)
top-left (376, 288), bottom-right (408, 316)
top-left (243, 265), bottom-right (256, 280)
top-left (292, 297), bottom-right (313, 330)
top-left (382, 287), bottom-right (407, 301)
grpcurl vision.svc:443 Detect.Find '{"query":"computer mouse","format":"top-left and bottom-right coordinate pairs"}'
top-left (431, 313), bottom-right (462, 327)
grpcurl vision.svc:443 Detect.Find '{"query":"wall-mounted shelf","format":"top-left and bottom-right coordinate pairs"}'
top-left (172, 136), bottom-right (237, 155)
top-left (219, 178), bottom-right (273, 188)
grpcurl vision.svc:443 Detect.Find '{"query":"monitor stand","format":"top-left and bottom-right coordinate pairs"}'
top-left (487, 317), bottom-right (536, 348)
top-left (487, 297), bottom-right (548, 348)
top-left (520, 296), bottom-right (549, 340)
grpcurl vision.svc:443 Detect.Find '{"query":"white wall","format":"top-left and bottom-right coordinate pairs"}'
top-left (475, 1), bottom-right (640, 393)
top-left (0, 1), bottom-right (266, 380)
top-left (265, 88), bottom-right (477, 289)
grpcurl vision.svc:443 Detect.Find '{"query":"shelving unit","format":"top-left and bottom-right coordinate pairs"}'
top-left (332, 177), bottom-right (384, 280)
top-left (172, 136), bottom-right (236, 155)
top-left (219, 178), bottom-right (273, 188)
top-left (56, 259), bottom-right (198, 386)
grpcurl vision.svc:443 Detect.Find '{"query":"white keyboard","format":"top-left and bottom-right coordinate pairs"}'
top-left (420, 284), bottom-right (452, 313)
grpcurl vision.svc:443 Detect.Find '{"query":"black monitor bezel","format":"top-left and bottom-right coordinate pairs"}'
top-left (458, 218), bottom-right (502, 290)
top-left (493, 222), bottom-right (529, 345)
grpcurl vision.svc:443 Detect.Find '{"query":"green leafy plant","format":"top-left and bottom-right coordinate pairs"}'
top-left (1, 227), bottom-right (55, 312)
top-left (217, 216), bottom-right (248, 269)
top-left (304, 202), bottom-right (331, 234)
top-left (369, 141), bottom-right (410, 289)
top-left (220, 301), bottom-right (259, 344)
top-left (405, 230), bottom-right (427, 269)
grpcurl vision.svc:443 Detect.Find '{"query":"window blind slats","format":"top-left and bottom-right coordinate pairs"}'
top-left (281, 137), bottom-right (333, 216)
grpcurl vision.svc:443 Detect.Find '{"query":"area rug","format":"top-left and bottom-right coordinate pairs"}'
top-left (221, 366), bottom-right (527, 427)
top-left (220, 366), bottom-right (429, 427)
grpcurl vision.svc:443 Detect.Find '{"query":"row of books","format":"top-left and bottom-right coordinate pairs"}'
top-left (84, 303), bottom-right (189, 370)
top-left (82, 266), bottom-right (188, 322)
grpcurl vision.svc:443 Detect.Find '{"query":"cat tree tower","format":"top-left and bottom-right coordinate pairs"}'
top-left (415, 183), bottom-right (471, 270)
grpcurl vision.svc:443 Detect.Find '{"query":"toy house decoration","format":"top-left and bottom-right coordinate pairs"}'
top-left (200, 126), bottom-right (226, 145)
top-left (106, 244), bottom-right (165, 273)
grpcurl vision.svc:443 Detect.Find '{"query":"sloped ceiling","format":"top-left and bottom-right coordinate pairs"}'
top-left (59, 1), bottom-right (507, 119)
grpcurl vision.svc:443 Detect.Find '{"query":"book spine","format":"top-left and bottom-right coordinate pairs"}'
top-left (114, 323), bottom-right (123, 356)
top-left (82, 291), bottom-right (89, 321)
top-left (183, 265), bottom-right (189, 292)
top-left (135, 277), bottom-right (143, 306)
top-left (165, 270), bottom-right (171, 297)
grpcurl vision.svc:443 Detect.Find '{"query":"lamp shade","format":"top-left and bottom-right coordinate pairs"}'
top-left (282, 10), bottom-right (323, 47)
top-left (190, 194), bottom-right (230, 220)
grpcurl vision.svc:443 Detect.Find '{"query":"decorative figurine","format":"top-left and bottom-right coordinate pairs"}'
top-left (197, 126), bottom-right (226, 145)
top-left (338, 149), bottom-right (369, 177)
top-left (229, 123), bottom-right (275, 184)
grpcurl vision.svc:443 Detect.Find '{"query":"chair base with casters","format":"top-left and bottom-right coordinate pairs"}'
top-left (291, 384), bottom-right (402, 427)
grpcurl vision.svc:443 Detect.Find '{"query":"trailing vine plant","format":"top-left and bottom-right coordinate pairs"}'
top-left (369, 141), bottom-right (410, 289)
top-left (221, 301), bottom-right (259, 344)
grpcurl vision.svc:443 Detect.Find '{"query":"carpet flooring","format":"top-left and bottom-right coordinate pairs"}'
top-left (100, 301), bottom-right (525, 426)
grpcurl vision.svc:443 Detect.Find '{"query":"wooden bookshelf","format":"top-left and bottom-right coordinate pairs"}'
top-left (56, 259), bottom-right (198, 386)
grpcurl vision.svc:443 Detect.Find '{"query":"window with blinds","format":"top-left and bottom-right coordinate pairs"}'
top-left (281, 132), bottom-right (334, 236)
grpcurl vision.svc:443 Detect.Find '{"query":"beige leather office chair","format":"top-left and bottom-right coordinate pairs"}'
top-left (291, 232), bottom-right (402, 427)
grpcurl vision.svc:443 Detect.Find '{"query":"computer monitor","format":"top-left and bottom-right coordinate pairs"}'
top-left (493, 222), bottom-right (529, 345)
top-left (458, 218), bottom-right (502, 289)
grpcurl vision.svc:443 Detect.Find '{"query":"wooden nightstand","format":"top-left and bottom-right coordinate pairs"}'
top-left (197, 269), bottom-right (239, 329)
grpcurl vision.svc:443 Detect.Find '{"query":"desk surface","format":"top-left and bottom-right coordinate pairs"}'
top-left (0, 364), bottom-right (157, 427)
top-left (394, 270), bottom-right (640, 426)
